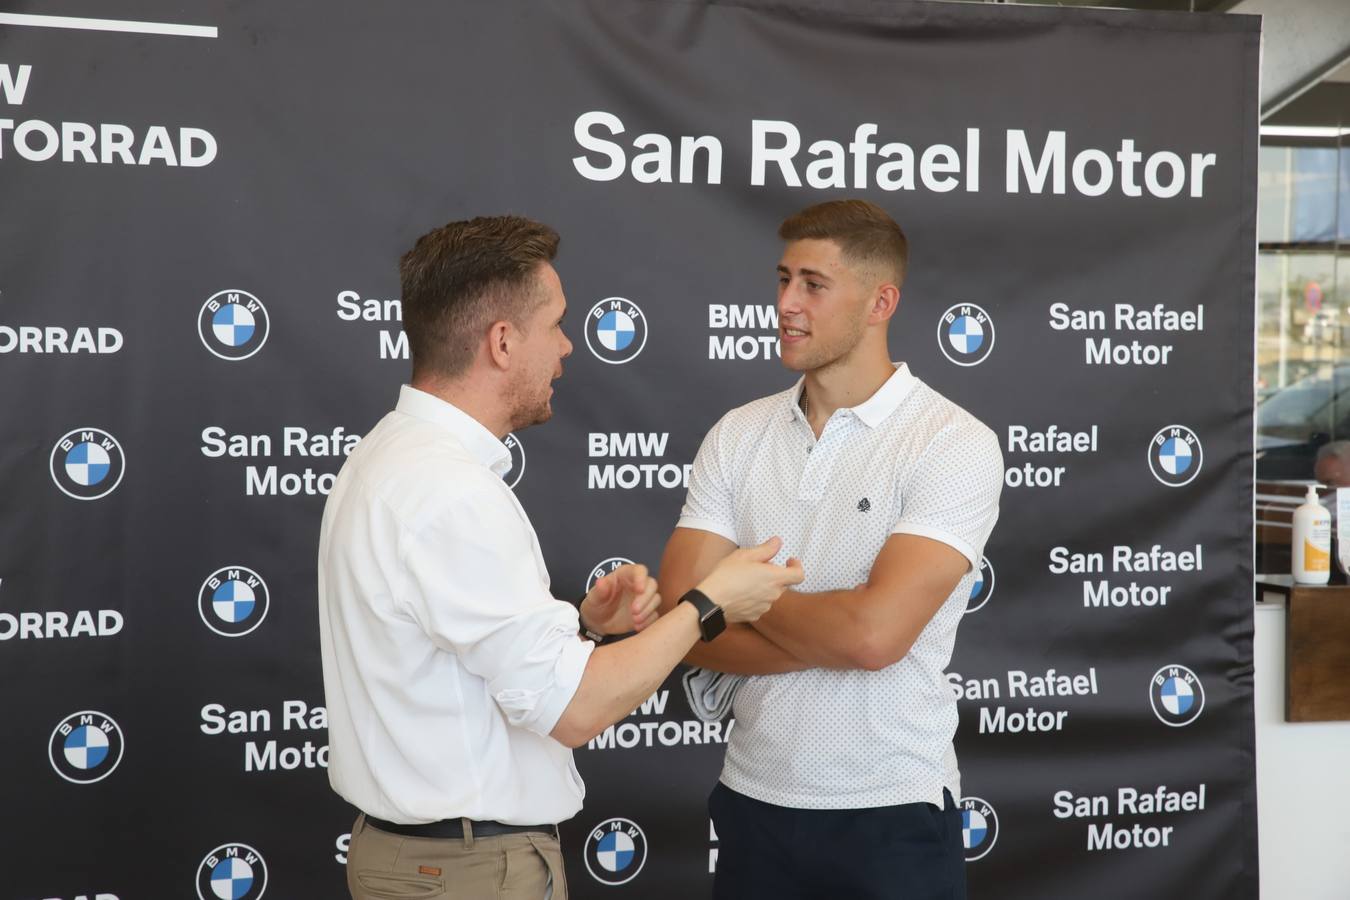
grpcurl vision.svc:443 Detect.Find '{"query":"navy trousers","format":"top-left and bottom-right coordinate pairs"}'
top-left (710, 782), bottom-right (968, 900)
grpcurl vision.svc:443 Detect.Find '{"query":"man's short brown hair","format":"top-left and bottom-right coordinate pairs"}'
top-left (778, 199), bottom-right (908, 286)
top-left (399, 215), bottom-right (560, 379)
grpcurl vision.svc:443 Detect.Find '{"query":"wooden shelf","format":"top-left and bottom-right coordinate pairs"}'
top-left (1257, 577), bottom-right (1350, 722)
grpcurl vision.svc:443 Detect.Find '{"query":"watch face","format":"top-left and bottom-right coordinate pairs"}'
top-left (699, 606), bottom-right (726, 641)
top-left (680, 590), bottom-right (724, 641)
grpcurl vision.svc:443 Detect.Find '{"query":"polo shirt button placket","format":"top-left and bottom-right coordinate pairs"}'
top-left (798, 420), bottom-right (836, 501)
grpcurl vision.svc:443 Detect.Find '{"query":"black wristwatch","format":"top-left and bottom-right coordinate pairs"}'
top-left (679, 589), bottom-right (726, 642)
top-left (579, 620), bottom-right (609, 644)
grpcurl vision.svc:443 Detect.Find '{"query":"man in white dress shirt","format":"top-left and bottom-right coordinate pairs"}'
top-left (659, 200), bottom-right (1004, 899)
top-left (318, 215), bottom-right (804, 899)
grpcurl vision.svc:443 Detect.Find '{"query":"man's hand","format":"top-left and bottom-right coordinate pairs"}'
top-left (579, 563), bottom-right (661, 636)
top-left (698, 537), bottom-right (804, 623)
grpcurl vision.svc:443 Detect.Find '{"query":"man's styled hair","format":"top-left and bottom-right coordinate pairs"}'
top-left (399, 215), bottom-right (560, 379)
top-left (778, 199), bottom-right (909, 286)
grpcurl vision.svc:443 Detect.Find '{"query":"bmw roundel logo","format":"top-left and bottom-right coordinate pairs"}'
top-left (584, 817), bottom-right (648, 886)
top-left (960, 796), bottom-right (999, 861)
top-left (48, 711), bottom-right (124, 784)
top-left (1148, 425), bottom-right (1203, 487)
top-left (503, 433), bottom-right (525, 489)
top-left (1150, 664), bottom-right (1205, 727)
top-left (197, 843), bottom-right (268, 900)
top-left (199, 566), bottom-right (270, 637)
top-left (586, 557), bottom-right (636, 594)
top-left (198, 290), bottom-right (270, 361)
top-left (50, 427), bottom-right (125, 500)
top-left (965, 557), bottom-right (996, 615)
top-left (585, 297), bottom-right (648, 365)
top-left (938, 303), bottom-right (995, 366)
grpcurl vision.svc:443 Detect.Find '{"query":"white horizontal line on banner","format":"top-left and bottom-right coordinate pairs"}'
top-left (0, 12), bottom-right (217, 38)
top-left (1259, 125), bottom-right (1350, 138)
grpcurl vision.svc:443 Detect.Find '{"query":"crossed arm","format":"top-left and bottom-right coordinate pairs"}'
top-left (656, 527), bottom-right (972, 675)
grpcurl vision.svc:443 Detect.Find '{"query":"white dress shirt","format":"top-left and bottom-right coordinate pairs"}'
top-left (318, 385), bottom-right (593, 825)
top-left (677, 364), bottom-right (1003, 809)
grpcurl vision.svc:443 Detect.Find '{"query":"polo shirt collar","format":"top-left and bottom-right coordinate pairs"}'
top-left (787, 363), bottom-right (918, 429)
top-left (396, 384), bottom-right (513, 477)
top-left (852, 363), bottom-right (917, 427)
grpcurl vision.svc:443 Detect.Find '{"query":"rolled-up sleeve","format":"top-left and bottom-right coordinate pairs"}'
top-left (400, 477), bottom-right (594, 736)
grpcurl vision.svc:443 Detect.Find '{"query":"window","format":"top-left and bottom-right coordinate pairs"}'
top-left (1255, 128), bottom-right (1349, 572)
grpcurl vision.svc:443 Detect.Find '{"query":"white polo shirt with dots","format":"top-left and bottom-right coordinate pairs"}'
top-left (677, 363), bottom-right (1004, 810)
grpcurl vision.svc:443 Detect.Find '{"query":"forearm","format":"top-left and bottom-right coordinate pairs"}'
top-left (658, 568), bottom-right (806, 675)
top-left (752, 587), bottom-right (882, 670)
top-left (656, 526), bottom-right (809, 675)
top-left (552, 602), bottom-right (701, 747)
top-left (754, 535), bottom-right (971, 673)
top-left (683, 622), bottom-right (808, 675)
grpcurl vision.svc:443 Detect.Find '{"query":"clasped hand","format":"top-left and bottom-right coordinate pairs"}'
top-left (579, 563), bottom-right (661, 637)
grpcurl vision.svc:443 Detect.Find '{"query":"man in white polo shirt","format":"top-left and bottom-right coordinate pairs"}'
top-left (659, 199), bottom-right (1003, 899)
top-left (318, 215), bottom-right (804, 900)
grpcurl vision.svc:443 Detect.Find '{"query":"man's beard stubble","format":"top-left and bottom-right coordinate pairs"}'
top-left (506, 368), bottom-right (554, 432)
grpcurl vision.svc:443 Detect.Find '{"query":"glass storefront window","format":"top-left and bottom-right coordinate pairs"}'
top-left (1255, 133), bottom-right (1346, 572)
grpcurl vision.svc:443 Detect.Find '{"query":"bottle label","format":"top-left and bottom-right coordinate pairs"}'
top-left (1305, 535), bottom-right (1331, 572)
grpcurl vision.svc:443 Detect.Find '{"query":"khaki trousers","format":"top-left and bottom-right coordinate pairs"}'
top-left (347, 813), bottom-right (568, 900)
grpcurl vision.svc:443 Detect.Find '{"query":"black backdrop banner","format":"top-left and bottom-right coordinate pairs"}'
top-left (0, 1), bottom-right (1258, 897)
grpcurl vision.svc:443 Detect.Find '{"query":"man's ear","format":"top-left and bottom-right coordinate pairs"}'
top-left (871, 283), bottom-right (901, 324)
top-left (486, 320), bottom-right (514, 370)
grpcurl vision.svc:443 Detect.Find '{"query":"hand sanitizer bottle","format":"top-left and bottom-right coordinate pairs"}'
top-left (1293, 483), bottom-right (1331, 585)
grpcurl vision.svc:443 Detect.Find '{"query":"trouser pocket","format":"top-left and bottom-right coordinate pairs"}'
top-left (352, 869), bottom-right (445, 899)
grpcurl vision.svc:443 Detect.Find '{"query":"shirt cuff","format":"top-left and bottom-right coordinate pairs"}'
top-left (528, 634), bottom-right (595, 737)
top-left (675, 517), bottom-right (737, 544)
top-left (889, 522), bottom-right (981, 571)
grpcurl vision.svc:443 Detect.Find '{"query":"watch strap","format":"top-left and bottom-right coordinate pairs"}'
top-left (579, 621), bottom-right (609, 644)
top-left (679, 589), bottom-right (726, 642)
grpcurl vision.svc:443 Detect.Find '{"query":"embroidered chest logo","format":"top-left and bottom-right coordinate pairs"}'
top-left (857, 498), bottom-right (871, 512)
